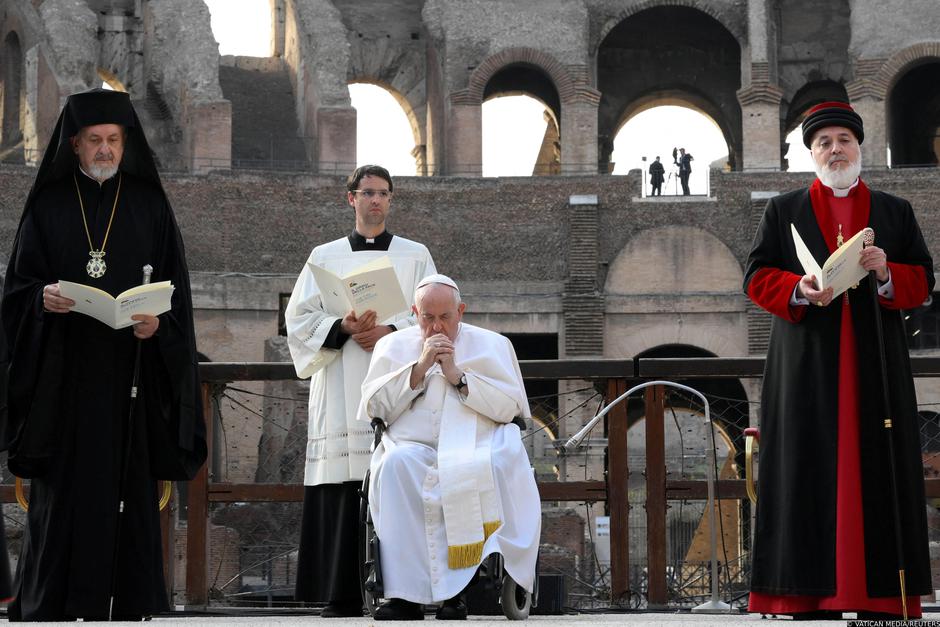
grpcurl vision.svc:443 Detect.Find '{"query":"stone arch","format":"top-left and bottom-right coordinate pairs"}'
top-left (454, 47), bottom-right (579, 106)
top-left (595, 0), bottom-right (746, 55)
top-left (2, 29), bottom-right (24, 151)
top-left (875, 42), bottom-right (940, 166)
top-left (595, 4), bottom-right (743, 170)
top-left (783, 80), bottom-right (849, 135)
top-left (607, 225), bottom-right (742, 293)
top-left (612, 91), bottom-right (734, 170)
top-left (604, 225), bottom-right (744, 359)
top-left (447, 47), bottom-right (599, 176)
top-left (874, 41), bottom-right (940, 100)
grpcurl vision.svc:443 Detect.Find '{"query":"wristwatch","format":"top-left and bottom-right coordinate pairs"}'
top-left (454, 373), bottom-right (467, 392)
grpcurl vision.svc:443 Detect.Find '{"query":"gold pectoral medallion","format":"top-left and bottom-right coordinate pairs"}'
top-left (86, 250), bottom-right (106, 278)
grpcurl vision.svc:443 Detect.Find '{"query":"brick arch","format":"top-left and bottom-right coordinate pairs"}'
top-left (596, 0), bottom-right (745, 53)
top-left (455, 47), bottom-right (579, 105)
top-left (874, 41), bottom-right (940, 99)
top-left (605, 225), bottom-right (743, 295)
top-left (614, 326), bottom-right (739, 360)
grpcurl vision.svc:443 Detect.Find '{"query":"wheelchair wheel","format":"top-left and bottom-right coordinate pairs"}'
top-left (499, 574), bottom-right (531, 620)
top-left (358, 471), bottom-right (382, 617)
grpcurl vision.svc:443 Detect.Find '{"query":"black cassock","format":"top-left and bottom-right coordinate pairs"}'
top-left (1, 170), bottom-right (206, 620)
top-left (744, 183), bottom-right (933, 599)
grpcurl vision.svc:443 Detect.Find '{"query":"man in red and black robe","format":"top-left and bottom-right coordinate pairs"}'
top-left (744, 101), bottom-right (933, 620)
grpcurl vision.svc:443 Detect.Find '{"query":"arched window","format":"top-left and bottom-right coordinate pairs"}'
top-left (349, 83), bottom-right (418, 176)
top-left (612, 105), bottom-right (726, 196)
top-left (482, 95), bottom-right (552, 177)
top-left (889, 61), bottom-right (940, 167)
top-left (597, 6), bottom-right (742, 172)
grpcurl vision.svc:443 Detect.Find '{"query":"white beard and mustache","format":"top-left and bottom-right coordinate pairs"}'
top-left (815, 151), bottom-right (862, 190)
top-left (87, 161), bottom-right (119, 182)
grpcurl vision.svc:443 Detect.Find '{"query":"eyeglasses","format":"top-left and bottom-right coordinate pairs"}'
top-left (352, 189), bottom-right (392, 199)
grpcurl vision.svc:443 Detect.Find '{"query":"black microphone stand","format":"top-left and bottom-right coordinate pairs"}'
top-left (108, 263), bottom-right (152, 620)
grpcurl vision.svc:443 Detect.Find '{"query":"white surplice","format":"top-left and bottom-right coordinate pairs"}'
top-left (286, 235), bottom-right (435, 485)
top-left (358, 323), bottom-right (541, 604)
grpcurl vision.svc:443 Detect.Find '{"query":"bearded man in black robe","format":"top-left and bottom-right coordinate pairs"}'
top-left (744, 101), bottom-right (933, 620)
top-left (0, 88), bottom-right (206, 621)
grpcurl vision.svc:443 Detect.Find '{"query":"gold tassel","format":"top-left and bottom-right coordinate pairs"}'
top-left (483, 520), bottom-right (502, 541)
top-left (447, 541), bottom-right (484, 569)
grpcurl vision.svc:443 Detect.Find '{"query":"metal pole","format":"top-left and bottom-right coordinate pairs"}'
top-left (108, 263), bottom-right (153, 620)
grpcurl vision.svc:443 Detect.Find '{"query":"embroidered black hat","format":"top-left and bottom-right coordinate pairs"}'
top-left (801, 101), bottom-right (864, 148)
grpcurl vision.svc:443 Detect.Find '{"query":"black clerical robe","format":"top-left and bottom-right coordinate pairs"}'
top-left (744, 180), bottom-right (933, 602)
top-left (2, 170), bottom-right (206, 620)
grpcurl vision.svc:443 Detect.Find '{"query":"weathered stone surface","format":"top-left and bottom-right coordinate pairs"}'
top-left (144, 0), bottom-right (223, 112)
top-left (38, 0), bottom-right (97, 92)
top-left (850, 0), bottom-right (940, 59)
top-left (424, 0), bottom-right (590, 93)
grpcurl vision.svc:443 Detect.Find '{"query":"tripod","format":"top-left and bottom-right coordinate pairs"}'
top-left (666, 165), bottom-right (680, 195)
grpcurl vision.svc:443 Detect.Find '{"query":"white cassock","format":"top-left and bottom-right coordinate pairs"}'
top-left (358, 323), bottom-right (541, 604)
top-left (286, 234), bottom-right (436, 485)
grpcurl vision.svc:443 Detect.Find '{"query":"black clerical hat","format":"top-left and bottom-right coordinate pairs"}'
top-left (62, 88), bottom-right (136, 133)
top-left (801, 101), bottom-right (864, 148)
top-left (27, 87), bottom-right (160, 193)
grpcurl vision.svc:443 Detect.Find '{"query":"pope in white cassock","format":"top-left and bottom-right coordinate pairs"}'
top-left (359, 274), bottom-right (541, 621)
top-left (285, 165), bottom-right (436, 616)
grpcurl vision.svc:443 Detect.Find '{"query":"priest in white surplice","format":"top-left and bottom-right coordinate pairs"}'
top-left (359, 275), bottom-right (541, 621)
top-left (285, 165), bottom-right (436, 616)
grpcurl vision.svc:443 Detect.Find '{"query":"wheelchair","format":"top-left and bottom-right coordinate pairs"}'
top-left (359, 417), bottom-right (537, 620)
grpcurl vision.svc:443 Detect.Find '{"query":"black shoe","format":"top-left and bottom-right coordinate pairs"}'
top-left (435, 595), bottom-right (467, 620)
top-left (374, 598), bottom-right (424, 621)
top-left (789, 610), bottom-right (842, 621)
top-left (321, 600), bottom-right (364, 617)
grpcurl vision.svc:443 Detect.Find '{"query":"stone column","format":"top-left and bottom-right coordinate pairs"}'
top-left (316, 106), bottom-right (357, 175)
top-left (847, 59), bottom-right (889, 168)
top-left (560, 94), bottom-right (600, 175)
top-left (411, 144), bottom-right (427, 176)
top-left (270, 0), bottom-right (286, 58)
top-left (185, 99), bottom-right (232, 174)
top-left (737, 0), bottom-right (783, 170)
top-left (445, 101), bottom-right (482, 177)
top-left (737, 79), bottom-right (784, 170)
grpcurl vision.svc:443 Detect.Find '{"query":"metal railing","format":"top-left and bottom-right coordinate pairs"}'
top-left (4, 356), bottom-right (940, 610)
top-left (182, 357), bottom-right (940, 608)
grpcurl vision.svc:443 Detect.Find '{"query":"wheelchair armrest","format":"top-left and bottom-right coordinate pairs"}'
top-left (512, 415), bottom-right (527, 431)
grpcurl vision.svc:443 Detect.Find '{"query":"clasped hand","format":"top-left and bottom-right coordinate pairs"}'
top-left (413, 333), bottom-right (460, 383)
top-left (341, 309), bottom-right (390, 352)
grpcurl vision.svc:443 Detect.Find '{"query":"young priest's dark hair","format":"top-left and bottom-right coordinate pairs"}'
top-left (347, 164), bottom-right (394, 193)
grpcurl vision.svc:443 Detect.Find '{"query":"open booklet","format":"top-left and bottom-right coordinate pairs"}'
top-left (58, 280), bottom-right (175, 329)
top-left (308, 255), bottom-right (408, 323)
top-left (790, 224), bottom-right (873, 299)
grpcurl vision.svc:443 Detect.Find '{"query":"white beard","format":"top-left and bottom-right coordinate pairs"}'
top-left (87, 162), bottom-right (119, 182)
top-left (815, 152), bottom-right (862, 190)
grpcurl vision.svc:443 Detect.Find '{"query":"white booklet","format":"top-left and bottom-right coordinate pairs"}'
top-left (790, 224), bottom-right (873, 299)
top-left (59, 280), bottom-right (175, 329)
top-left (308, 255), bottom-right (408, 323)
